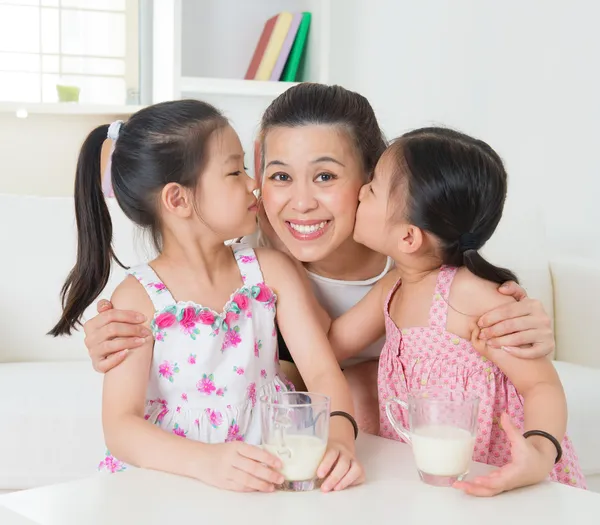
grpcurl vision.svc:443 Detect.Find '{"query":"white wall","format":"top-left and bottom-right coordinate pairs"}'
top-left (329, 0), bottom-right (600, 260)
top-left (0, 113), bottom-right (127, 196)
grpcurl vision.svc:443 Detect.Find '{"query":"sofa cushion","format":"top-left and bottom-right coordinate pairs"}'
top-left (0, 362), bottom-right (103, 489)
top-left (0, 194), bottom-right (154, 363)
top-left (554, 360), bottom-right (600, 476)
top-left (551, 257), bottom-right (600, 367)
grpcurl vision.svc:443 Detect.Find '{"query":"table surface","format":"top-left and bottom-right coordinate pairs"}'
top-left (1, 434), bottom-right (599, 525)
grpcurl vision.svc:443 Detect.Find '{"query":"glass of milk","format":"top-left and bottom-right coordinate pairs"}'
top-left (260, 390), bottom-right (330, 491)
top-left (385, 389), bottom-right (479, 487)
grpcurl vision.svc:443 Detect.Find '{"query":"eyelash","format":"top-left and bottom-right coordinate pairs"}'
top-left (229, 166), bottom-right (249, 176)
top-left (268, 172), bottom-right (337, 182)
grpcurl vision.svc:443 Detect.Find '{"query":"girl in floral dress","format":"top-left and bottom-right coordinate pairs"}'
top-left (328, 127), bottom-right (585, 495)
top-left (50, 100), bottom-right (362, 493)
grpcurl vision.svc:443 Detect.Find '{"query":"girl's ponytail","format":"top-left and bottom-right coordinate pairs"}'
top-left (49, 125), bottom-right (124, 336)
top-left (462, 251), bottom-right (518, 286)
top-left (455, 233), bottom-right (518, 286)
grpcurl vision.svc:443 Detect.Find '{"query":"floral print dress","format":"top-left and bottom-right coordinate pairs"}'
top-left (99, 244), bottom-right (290, 473)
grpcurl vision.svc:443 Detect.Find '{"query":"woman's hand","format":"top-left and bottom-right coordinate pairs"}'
top-left (198, 442), bottom-right (284, 493)
top-left (477, 281), bottom-right (554, 358)
top-left (317, 440), bottom-right (365, 492)
top-left (453, 413), bottom-right (555, 497)
top-left (84, 299), bottom-right (151, 373)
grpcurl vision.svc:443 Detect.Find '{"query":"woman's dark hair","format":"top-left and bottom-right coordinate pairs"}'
top-left (388, 127), bottom-right (518, 285)
top-left (258, 83), bottom-right (387, 179)
top-left (49, 99), bottom-right (228, 336)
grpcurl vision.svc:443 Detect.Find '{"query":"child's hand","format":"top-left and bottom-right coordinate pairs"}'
top-left (453, 413), bottom-right (555, 497)
top-left (198, 442), bottom-right (285, 492)
top-left (317, 441), bottom-right (365, 492)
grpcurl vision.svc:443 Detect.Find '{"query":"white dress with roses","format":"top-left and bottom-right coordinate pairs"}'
top-left (98, 243), bottom-right (290, 473)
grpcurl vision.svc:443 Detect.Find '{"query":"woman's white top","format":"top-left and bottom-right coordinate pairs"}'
top-left (306, 257), bottom-right (394, 368)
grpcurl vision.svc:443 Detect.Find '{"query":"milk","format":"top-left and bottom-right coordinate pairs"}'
top-left (264, 435), bottom-right (327, 481)
top-left (411, 425), bottom-right (475, 476)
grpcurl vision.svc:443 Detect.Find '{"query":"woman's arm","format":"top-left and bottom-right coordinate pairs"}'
top-left (327, 271), bottom-right (396, 362)
top-left (257, 249), bottom-right (365, 492)
top-left (84, 300), bottom-right (151, 373)
top-left (479, 281), bottom-right (555, 358)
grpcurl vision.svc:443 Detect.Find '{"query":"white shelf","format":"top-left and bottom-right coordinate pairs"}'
top-left (180, 77), bottom-right (299, 98)
top-left (0, 102), bottom-right (145, 116)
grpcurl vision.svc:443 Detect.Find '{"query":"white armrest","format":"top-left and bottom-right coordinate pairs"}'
top-left (553, 361), bottom-right (600, 475)
top-left (551, 257), bottom-right (600, 368)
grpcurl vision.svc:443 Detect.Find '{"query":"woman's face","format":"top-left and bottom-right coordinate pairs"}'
top-left (261, 125), bottom-right (366, 262)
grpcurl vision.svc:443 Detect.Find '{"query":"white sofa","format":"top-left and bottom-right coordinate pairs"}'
top-left (0, 193), bottom-right (599, 492)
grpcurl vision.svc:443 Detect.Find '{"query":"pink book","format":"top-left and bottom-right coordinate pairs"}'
top-left (269, 12), bottom-right (303, 81)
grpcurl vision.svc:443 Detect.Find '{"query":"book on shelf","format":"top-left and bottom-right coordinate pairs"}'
top-left (245, 12), bottom-right (312, 83)
top-left (269, 12), bottom-right (302, 81)
top-left (244, 15), bottom-right (278, 80)
top-left (281, 12), bottom-right (311, 82)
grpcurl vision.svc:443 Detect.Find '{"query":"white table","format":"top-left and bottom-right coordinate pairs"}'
top-left (1, 434), bottom-right (599, 525)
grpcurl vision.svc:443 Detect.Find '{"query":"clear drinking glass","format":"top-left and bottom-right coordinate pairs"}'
top-left (260, 390), bottom-right (330, 491)
top-left (385, 389), bottom-right (480, 487)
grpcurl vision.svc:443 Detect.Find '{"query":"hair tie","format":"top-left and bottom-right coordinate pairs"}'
top-left (102, 120), bottom-right (123, 198)
top-left (458, 232), bottom-right (478, 252)
top-left (107, 120), bottom-right (123, 141)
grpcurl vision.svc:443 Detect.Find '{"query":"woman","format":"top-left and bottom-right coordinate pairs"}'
top-left (84, 84), bottom-right (554, 434)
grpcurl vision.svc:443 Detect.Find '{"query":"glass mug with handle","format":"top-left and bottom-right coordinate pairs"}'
top-left (260, 389), bottom-right (330, 491)
top-left (385, 389), bottom-right (480, 487)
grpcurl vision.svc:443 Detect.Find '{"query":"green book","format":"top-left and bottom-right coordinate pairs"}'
top-left (281, 12), bottom-right (311, 82)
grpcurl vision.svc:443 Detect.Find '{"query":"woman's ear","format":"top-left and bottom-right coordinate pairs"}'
top-left (161, 183), bottom-right (193, 217)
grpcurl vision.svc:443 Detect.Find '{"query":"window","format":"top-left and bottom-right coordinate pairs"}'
top-left (0, 0), bottom-right (139, 104)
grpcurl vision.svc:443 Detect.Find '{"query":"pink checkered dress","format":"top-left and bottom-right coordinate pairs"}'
top-left (378, 266), bottom-right (586, 489)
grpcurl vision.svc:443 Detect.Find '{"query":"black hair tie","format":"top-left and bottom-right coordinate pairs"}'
top-left (459, 232), bottom-right (479, 252)
top-left (330, 411), bottom-right (359, 440)
top-left (523, 430), bottom-right (563, 464)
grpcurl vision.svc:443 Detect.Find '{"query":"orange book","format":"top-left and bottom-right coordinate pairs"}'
top-left (245, 15), bottom-right (278, 80)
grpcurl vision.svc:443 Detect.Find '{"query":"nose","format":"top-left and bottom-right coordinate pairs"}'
top-left (291, 181), bottom-right (318, 213)
top-left (246, 172), bottom-right (258, 193)
top-left (358, 183), bottom-right (369, 202)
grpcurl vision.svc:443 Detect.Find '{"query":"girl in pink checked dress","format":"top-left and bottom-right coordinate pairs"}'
top-left (328, 127), bottom-right (585, 495)
top-left (50, 100), bottom-right (362, 494)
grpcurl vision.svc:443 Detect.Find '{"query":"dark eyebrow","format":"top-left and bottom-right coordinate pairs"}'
top-left (265, 160), bottom-right (288, 168)
top-left (265, 156), bottom-right (346, 169)
top-left (311, 156), bottom-right (345, 167)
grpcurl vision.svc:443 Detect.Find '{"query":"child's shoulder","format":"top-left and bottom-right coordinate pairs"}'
top-left (253, 247), bottom-right (297, 275)
top-left (375, 267), bottom-right (402, 300)
top-left (450, 267), bottom-right (515, 318)
top-left (110, 271), bottom-right (155, 321)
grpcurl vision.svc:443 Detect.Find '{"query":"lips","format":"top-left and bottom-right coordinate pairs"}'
top-left (285, 220), bottom-right (331, 241)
